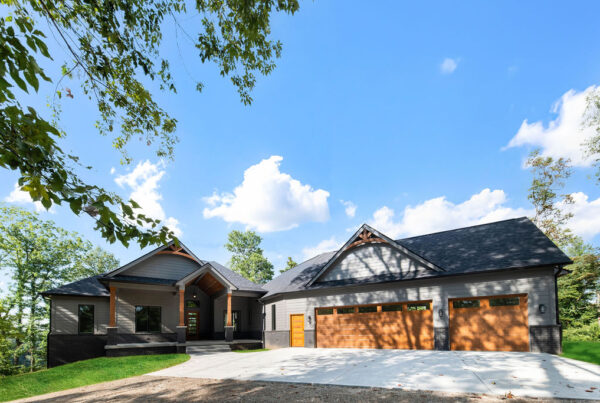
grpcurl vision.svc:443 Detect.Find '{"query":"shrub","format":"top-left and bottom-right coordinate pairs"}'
top-left (563, 322), bottom-right (600, 342)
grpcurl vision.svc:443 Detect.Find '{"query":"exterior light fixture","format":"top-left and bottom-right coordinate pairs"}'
top-left (192, 294), bottom-right (197, 299)
top-left (539, 304), bottom-right (546, 314)
top-left (308, 315), bottom-right (312, 325)
top-left (438, 309), bottom-right (444, 318)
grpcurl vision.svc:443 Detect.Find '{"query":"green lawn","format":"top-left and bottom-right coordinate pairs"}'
top-left (0, 354), bottom-right (189, 402)
top-left (233, 348), bottom-right (269, 353)
top-left (562, 340), bottom-right (600, 365)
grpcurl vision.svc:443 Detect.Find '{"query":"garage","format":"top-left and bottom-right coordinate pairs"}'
top-left (449, 294), bottom-right (529, 352)
top-left (315, 301), bottom-right (433, 349)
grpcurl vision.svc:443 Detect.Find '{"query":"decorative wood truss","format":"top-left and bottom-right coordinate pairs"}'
top-left (156, 244), bottom-right (199, 263)
top-left (344, 229), bottom-right (388, 251)
top-left (189, 272), bottom-right (225, 296)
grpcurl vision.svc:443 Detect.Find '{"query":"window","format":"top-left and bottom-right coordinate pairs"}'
top-left (271, 304), bottom-right (276, 330)
top-left (317, 308), bottom-right (333, 315)
top-left (186, 300), bottom-right (200, 308)
top-left (490, 297), bottom-right (520, 307)
top-left (337, 307), bottom-right (355, 314)
top-left (135, 306), bottom-right (161, 333)
top-left (223, 311), bottom-right (240, 331)
top-left (78, 305), bottom-right (94, 334)
top-left (358, 306), bottom-right (377, 313)
top-left (453, 299), bottom-right (480, 309)
top-left (382, 304), bottom-right (403, 312)
top-left (407, 302), bottom-right (430, 311)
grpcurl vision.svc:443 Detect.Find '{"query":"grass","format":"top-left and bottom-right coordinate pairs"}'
top-left (0, 354), bottom-right (189, 402)
top-left (233, 348), bottom-right (269, 353)
top-left (562, 340), bottom-right (600, 366)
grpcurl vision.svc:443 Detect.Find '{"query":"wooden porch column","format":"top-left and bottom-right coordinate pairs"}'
top-left (226, 292), bottom-right (232, 326)
top-left (109, 286), bottom-right (116, 327)
top-left (179, 289), bottom-right (185, 326)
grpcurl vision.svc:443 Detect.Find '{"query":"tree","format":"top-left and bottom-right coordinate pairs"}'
top-left (558, 238), bottom-right (600, 329)
top-left (0, 205), bottom-right (119, 374)
top-left (225, 230), bottom-right (273, 284)
top-left (526, 149), bottom-right (574, 247)
top-left (1, 0), bottom-right (300, 248)
top-left (585, 89), bottom-right (600, 182)
top-left (280, 256), bottom-right (297, 273)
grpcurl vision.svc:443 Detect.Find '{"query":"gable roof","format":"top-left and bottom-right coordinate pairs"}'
top-left (262, 217), bottom-right (572, 299)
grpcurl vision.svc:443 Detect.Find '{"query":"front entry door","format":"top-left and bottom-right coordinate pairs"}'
top-left (290, 314), bottom-right (305, 347)
top-left (186, 311), bottom-right (199, 339)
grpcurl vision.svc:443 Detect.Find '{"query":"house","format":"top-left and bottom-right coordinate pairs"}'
top-left (42, 217), bottom-right (572, 367)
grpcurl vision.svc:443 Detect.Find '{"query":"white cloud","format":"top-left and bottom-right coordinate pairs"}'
top-left (110, 167), bottom-right (116, 174)
top-left (203, 156), bottom-right (330, 232)
top-left (340, 200), bottom-right (357, 218)
top-left (560, 192), bottom-right (600, 240)
top-left (115, 160), bottom-right (182, 237)
top-left (440, 58), bottom-right (459, 74)
top-left (302, 237), bottom-right (341, 260)
top-left (505, 86), bottom-right (598, 167)
top-left (369, 189), bottom-right (531, 238)
top-left (4, 183), bottom-right (50, 213)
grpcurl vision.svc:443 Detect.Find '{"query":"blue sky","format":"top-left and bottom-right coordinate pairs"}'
top-left (2, 1), bottom-right (600, 289)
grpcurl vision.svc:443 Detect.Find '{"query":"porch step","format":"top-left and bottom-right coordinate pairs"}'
top-left (186, 345), bottom-right (232, 354)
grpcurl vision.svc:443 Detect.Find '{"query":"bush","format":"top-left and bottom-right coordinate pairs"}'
top-left (563, 322), bottom-right (600, 342)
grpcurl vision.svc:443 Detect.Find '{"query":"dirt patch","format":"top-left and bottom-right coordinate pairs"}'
top-left (15, 376), bottom-right (575, 402)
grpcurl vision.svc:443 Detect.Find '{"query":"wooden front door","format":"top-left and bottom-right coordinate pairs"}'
top-left (290, 314), bottom-right (305, 347)
top-left (186, 311), bottom-right (199, 339)
top-left (449, 294), bottom-right (529, 352)
top-left (315, 301), bottom-right (434, 349)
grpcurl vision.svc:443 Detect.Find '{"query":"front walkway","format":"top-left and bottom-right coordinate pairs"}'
top-left (150, 348), bottom-right (600, 400)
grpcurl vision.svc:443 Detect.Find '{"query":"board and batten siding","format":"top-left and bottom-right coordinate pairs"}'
top-left (318, 244), bottom-right (430, 282)
top-left (115, 288), bottom-right (179, 333)
top-left (51, 296), bottom-right (109, 334)
top-left (124, 255), bottom-right (200, 280)
top-left (263, 266), bottom-right (558, 332)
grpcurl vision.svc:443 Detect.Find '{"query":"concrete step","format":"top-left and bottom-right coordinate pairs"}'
top-left (186, 345), bottom-right (232, 354)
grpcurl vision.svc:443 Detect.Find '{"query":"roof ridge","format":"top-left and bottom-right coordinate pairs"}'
top-left (397, 216), bottom-right (529, 241)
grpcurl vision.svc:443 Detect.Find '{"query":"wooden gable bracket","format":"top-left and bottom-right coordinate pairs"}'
top-left (344, 229), bottom-right (388, 251)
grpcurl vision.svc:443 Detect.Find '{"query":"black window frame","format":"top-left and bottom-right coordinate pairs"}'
top-left (271, 304), bottom-right (276, 331)
top-left (358, 306), bottom-right (377, 313)
top-left (78, 304), bottom-right (94, 334)
top-left (317, 308), bottom-right (333, 315)
top-left (336, 307), bottom-right (356, 314)
top-left (489, 296), bottom-right (520, 307)
top-left (223, 310), bottom-right (241, 332)
top-left (135, 305), bottom-right (162, 333)
top-left (452, 299), bottom-right (481, 309)
top-left (382, 304), bottom-right (403, 312)
top-left (407, 302), bottom-right (430, 311)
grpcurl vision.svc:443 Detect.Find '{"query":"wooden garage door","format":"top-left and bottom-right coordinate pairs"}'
top-left (316, 301), bottom-right (433, 349)
top-left (449, 294), bottom-right (529, 352)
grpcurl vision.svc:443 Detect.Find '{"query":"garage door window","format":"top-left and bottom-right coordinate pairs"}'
top-left (453, 300), bottom-right (480, 309)
top-left (382, 304), bottom-right (403, 312)
top-left (317, 308), bottom-right (333, 315)
top-left (407, 303), bottom-right (430, 311)
top-left (337, 307), bottom-right (355, 314)
top-left (358, 306), bottom-right (377, 313)
top-left (489, 297), bottom-right (520, 307)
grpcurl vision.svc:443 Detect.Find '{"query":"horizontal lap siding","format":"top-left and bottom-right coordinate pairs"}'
top-left (116, 289), bottom-right (179, 333)
top-left (125, 255), bottom-right (200, 280)
top-left (265, 267), bottom-right (557, 331)
top-left (51, 296), bottom-right (109, 334)
top-left (214, 295), bottom-right (262, 333)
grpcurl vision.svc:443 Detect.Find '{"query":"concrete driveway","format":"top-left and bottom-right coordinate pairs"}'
top-left (150, 348), bottom-right (600, 400)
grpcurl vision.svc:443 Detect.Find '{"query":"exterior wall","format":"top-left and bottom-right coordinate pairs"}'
top-left (213, 295), bottom-right (262, 338)
top-left (124, 254), bottom-right (200, 280)
top-left (47, 334), bottom-right (107, 367)
top-left (264, 267), bottom-right (558, 350)
top-left (115, 287), bottom-right (179, 334)
top-left (51, 296), bottom-right (109, 334)
top-left (319, 244), bottom-right (429, 282)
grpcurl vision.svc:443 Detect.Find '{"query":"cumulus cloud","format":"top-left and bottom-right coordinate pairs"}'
top-left (560, 192), bottom-right (600, 240)
top-left (302, 237), bottom-right (341, 260)
top-left (505, 86), bottom-right (598, 167)
top-left (440, 58), bottom-right (459, 74)
top-left (203, 156), bottom-right (330, 232)
top-left (114, 160), bottom-right (182, 236)
top-left (4, 183), bottom-right (50, 213)
top-left (340, 200), bottom-right (357, 218)
top-left (369, 189), bottom-right (531, 238)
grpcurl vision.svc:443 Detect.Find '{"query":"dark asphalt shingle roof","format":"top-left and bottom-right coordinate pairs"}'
top-left (41, 275), bottom-right (109, 297)
top-left (209, 261), bottom-right (267, 292)
top-left (262, 217), bottom-right (572, 299)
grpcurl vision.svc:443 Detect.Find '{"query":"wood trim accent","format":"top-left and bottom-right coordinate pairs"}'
top-left (344, 229), bottom-right (388, 251)
top-left (226, 292), bottom-right (232, 327)
top-left (109, 287), bottom-right (116, 327)
top-left (156, 250), bottom-right (199, 263)
top-left (178, 289), bottom-right (185, 326)
top-left (195, 272), bottom-right (225, 296)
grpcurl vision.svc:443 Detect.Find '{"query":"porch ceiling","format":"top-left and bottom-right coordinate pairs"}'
top-left (192, 272), bottom-right (225, 296)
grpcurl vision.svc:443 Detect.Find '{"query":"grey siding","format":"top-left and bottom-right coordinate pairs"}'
top-left (124, 255), bottom-right (200, 280)
top-left (319, 244), bottom-right (430, 282)
top-left (51, 296), bottom-right (109, 335)
top-left (213, 295), bottom-right (262, 333)
top-left (115, 288), bottom-right (179, 333)
top-left (264, 267), bottom-right (558, 331)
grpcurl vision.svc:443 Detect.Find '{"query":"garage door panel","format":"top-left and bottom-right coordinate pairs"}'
top-left (316, 302), bottom-right (433, 350)
top-left (449, 294), bottom-right (529, 352)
